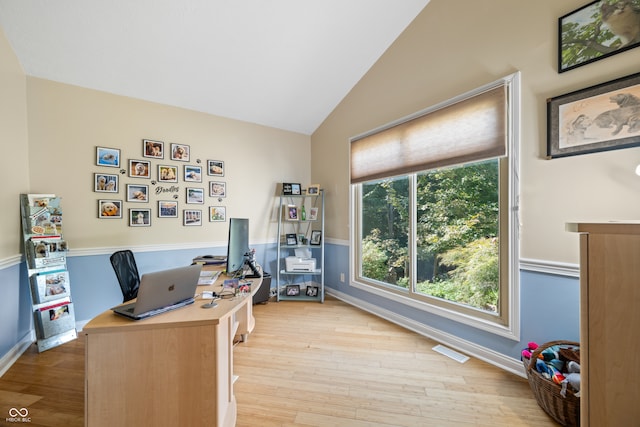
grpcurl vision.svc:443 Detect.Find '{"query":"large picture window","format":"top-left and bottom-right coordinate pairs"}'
top-left (350, 73), bottom-right (520, 338)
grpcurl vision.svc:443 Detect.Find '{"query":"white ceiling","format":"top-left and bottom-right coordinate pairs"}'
top-left (0, 0), bottom-right (429, 135)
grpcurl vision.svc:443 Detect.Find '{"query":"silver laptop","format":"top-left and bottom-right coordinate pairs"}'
top-left (112, 264), bottom-right (202, 320)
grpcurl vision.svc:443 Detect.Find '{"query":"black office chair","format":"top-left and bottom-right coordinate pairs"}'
top-left (110, 250), bottom-right (141, 302)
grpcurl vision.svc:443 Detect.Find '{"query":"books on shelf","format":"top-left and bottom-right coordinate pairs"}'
top-left (30, 269), bottom-right (71, 304)
top-left (34, 300), bottom-right (75, 340)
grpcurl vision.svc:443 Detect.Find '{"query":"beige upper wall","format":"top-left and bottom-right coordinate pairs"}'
top-left (25, 78), bottom-right (310, 251)
top-left (312, 0), bottom-right (640, 264)
top-left (1, 28), bottom-right (29, 260)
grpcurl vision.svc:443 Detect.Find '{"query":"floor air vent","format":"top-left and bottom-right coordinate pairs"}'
top-left (432, 344), bottom-right (469, 363)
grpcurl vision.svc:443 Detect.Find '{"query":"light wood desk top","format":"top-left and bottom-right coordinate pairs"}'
top-left (83, 265), bottom-right (262, 334)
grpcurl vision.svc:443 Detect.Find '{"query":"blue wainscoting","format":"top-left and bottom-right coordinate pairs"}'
top-left (1, 241), bottom-right (580, 377)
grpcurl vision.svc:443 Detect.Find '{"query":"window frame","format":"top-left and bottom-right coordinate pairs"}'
top-left (349, 72), bottom-right (521, 340)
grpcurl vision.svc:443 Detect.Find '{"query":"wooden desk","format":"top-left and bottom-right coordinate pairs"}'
top-left (83, 267), bottom-right (262, 427)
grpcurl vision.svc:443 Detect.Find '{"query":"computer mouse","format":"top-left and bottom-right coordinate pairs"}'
top-left (201, 301), bottom-right (218, 309)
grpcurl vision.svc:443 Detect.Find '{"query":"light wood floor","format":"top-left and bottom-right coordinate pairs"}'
top-left (0, 297), bottom-right (558, 426)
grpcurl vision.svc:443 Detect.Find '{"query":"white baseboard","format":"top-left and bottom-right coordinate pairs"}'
top-left (326, 288), bottom-right (527, 378)
top-left (0, 330), bottom-right (35, 378)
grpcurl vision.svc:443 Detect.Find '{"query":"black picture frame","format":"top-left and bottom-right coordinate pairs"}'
top-left (283, 182), bottom-right (301, 195)
top-left (305, 286), bottom-right (319, 297)
top-left (547, 72), bottom-right (640, 159)
top-left (286, 233), bottom-right (298, 245)
top-left (310, 230), bottom-right (322, 245)
top-left (559, 0), bottom-right (640, 73)
top-left (286, 285), bottom-right (300, 296)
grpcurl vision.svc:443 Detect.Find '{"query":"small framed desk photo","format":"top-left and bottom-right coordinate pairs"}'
top-left (307, 184), bottom-right (320, 195)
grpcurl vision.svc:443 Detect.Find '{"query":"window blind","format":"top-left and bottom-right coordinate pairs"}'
top-left (350, 84), bottom-right (507, 184)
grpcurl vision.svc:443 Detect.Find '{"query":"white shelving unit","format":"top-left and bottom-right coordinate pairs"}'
top-left (276, 189), bottom-right (324, 302)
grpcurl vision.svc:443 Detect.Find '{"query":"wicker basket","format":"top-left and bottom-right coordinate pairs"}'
top-left (523, 340), bottom-right (580, 427)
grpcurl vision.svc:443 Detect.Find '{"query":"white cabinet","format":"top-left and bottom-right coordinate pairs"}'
top-left (276, 189), bottom-right (324, 302)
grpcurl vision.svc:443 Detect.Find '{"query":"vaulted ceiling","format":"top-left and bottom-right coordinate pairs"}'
top-left (0, 0), bottom-right (429, 135)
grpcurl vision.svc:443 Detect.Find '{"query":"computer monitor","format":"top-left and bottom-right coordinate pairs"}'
top-left (226, 218), bottom-right (249, 276)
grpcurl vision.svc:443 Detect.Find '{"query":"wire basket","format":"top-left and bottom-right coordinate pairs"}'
top-left (523, 340), bottom-right (580, 427)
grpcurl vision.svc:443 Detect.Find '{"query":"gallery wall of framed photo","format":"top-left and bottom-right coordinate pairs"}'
top-left (95, 139), bottom-right (228, 227)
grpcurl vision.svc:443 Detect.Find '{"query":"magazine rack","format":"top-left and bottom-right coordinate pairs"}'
top-left (20, 194), bottom-right (77, 352)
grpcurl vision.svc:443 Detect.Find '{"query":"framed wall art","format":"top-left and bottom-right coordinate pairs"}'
top-left (143, 139), bottom-right (164, 159)
top-left (129, 208), bottom-right (151, 227)
top-left (98, 199), bottom-right (122, 219)
top-left (559, 1), bottom-right (640, 73)
top-left (158, 200), bottom-right (178, 218)
top-left (170, 143), bottom-right (190, 161)
top-left (209, 206), bottom-right (226, 222)
top-left (94, 173), bottom-right (118, 193)
top-left (96, 147), bottom-right (120, 168)
top-left (207, 160), bottom-right (224, 176)
top-left (158, 165), bottom-right (178, 182)
top-left (128, 159), bottom-right (150, 178)
top-left (209, 181), bottom-right (226, 197)
top-left (186, 187), bottom-right (204, 204)
top-left (126, 184), bottom-right (149, 202)
top-left (183, 209), bottom-right (202, 226)
top-left (547, 71), bottom-right (640, 158)
top-left (184, 165), bottom-right (202, 182)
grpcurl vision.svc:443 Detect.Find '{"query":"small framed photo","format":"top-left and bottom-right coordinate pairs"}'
top-left (184, 165), bottom-right (202, 182)
top-left (209, 206), bottom-right (227, 222)
top-left (186, 187), bottom-right (205, 204)
top-left (310, 230), bottom-right (322, 245)
top-left (207, 160), bottom-right (225, 176)
top-left (170, 143), bottom-right (190, 161)
top-left (184, 209), bottom-right (202, 226)
top-left (94, 173), bottom-right (118, 193)
top-left (129, 208), bottom-right (151, 227)
top-left (306, 286), bottom-right (319, 297)
top-left (126, 184), bottom-right (149, 202)
top-left (209, 181), bottom-right (226, 197)
top-left (308, 207), bottom-right (319, 221)
top-left (98, 199), bottom-right (122, 219)
top-left (143, 139), bottom-right (164, 159)
top-left (158, 165), bottom-right (178, 182)
top-left (286, 285), bottom-right (300, 296)
top-left (96, 147), bottom-right (120, 167)
top-left (209, 206), bottom-right (226, 222)
top-left (129, 159), bottom-right (151, 178)
top-left (286, 233), bottom-right (298, 245)
top-left (158, 200), bottom-right (178, 218)
top-left (286, 205), bottom-right (299, 221)
top-left (307, 184), bottom-right (320, 195)
top-left (283, 183), bottom-right (301, 195)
